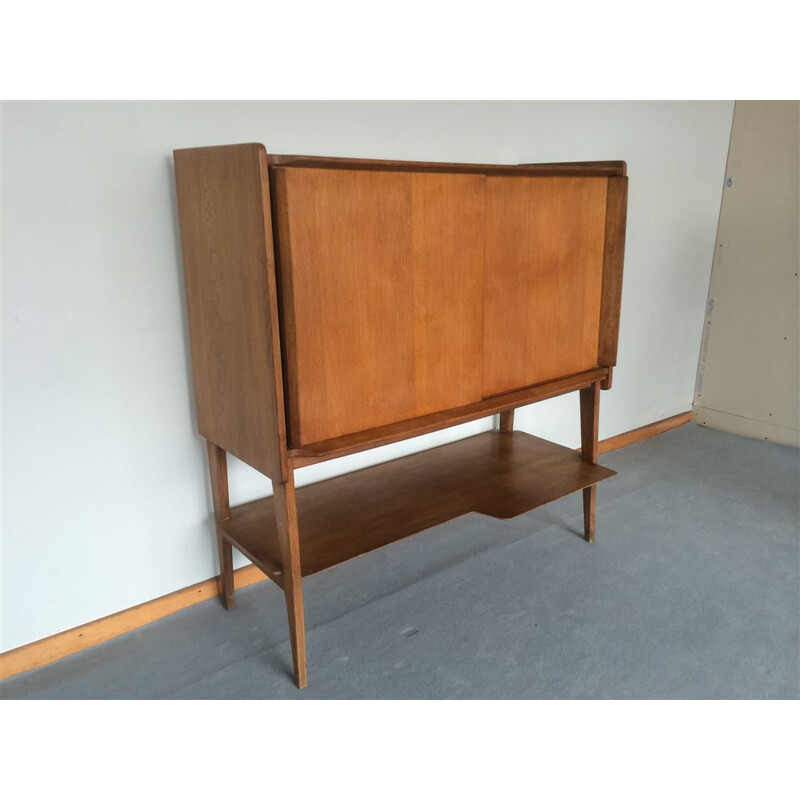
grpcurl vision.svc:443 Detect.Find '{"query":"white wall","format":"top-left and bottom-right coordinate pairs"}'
top-left (1, 101), bottom-right (734, 652)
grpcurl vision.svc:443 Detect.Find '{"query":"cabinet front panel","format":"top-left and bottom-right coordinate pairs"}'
top-left (275, 168), bottom-right (484, 446)
top-left (482, 176), bottom-right (608, 397)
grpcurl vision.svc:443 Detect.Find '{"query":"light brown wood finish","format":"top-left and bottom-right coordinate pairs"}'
top-left (273, 167), bottom-right (412, 445)
top-left (580, 381), bottom-right (601, 542)
top-left (411, 172), bottom-right (485, 415)
top-left (207, 441), bottom-right (235, 609)
top-left (272, 475), bottom-right (307, 688)
top-left (173, 144), bottom-right (288, 481)
top-left (482, 177), bottom-right (609, 397)
top-left (274, 167), bottom-right (485, 445)
top-left (599, 411), bottom-right (692, 454)
top-left (598, 176), bottom-right (629, 367)
top-left (168, 147), bottom-right (630, 689)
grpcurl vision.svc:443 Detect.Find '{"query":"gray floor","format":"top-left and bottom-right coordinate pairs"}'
top-left (3, 423), bottom-right (798, 700)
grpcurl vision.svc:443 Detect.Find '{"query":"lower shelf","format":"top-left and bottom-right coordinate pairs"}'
top-left (219, 430), bottom-right (616, 585)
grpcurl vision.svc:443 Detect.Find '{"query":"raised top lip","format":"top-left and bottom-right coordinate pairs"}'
top-left (173, 144), bottom-right (626, 176)
top-left (268, 153), bottom-right (627, 176)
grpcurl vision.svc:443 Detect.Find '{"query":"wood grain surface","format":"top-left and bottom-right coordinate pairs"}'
top-left (482, 176), bottom-right (608, 396)
top-left (287, 367), bottom-right (609, 466)
top-left (274, 167), bottom-right (485, 445)
top-left (220, 430), bottom-right (616, 578)
top-left (173, 144), bottom-right (288, 480)
top-left (598, 176), bottom-right (629, 367)
top-left (268, 153), bottom-right (627, 177)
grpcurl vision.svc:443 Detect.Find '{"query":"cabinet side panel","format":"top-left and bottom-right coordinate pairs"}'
top-left (482, 176), bottom-right (608, 397)
top-left (173, 144), bottom-right (287, 479)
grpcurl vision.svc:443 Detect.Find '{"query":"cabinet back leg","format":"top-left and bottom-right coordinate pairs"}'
top-left (272, 474), bottom-right (308, 689)
top-left (207, 441), bottom-right (236, 609)
top-left (582, 486), bottom-right (596, 543)
top-left (579, 382), bottom-right (600, 543)
top-left (216, 533), bottom-right (236, 609)
top-left (499, 409), bottom-right (515, 432)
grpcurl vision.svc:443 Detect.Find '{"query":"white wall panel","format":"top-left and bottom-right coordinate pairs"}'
top-left (1, 101), bottom-right (733, 651)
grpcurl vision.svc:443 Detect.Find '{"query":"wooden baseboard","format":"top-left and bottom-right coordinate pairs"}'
top-left (598, 411), bottom-right (693, 454)
top-left (0, 410), bottom-right (692, 682)
top-left (0, 565), bottom-right (268, 681)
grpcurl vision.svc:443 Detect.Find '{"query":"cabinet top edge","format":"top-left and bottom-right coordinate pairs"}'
top-left (171, 144), bottom-right (626, 177)
top-left (268, 153), bottom-right (627, 177)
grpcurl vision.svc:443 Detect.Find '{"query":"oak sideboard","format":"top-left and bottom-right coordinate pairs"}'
top-left (173, 144), bottom-right (628, 688)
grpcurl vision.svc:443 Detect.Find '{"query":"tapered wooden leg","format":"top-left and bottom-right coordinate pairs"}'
top-left (207, 441), bottom-right (235, 609)
top-left (499, 409), bottom-right (515, 432)
top-left (582, 486), bottom-right (596, 543)
top-left (272, 473), bottom-right (308, 689)
top-left (580, 382), bottom-right (600, 543)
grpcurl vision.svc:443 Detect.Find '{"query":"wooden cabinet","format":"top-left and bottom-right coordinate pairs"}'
top-left (173, 144), bottom-right (628, 688)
